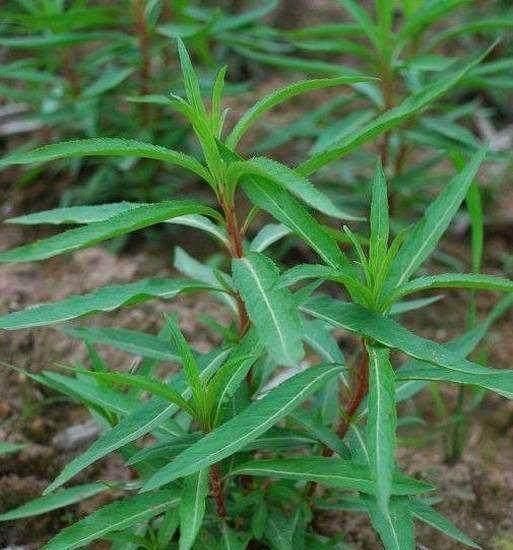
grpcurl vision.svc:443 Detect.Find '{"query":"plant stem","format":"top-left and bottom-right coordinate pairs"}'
top-left (62, 49), bottom-right (80, 97)
top-left (207, 195), bottom-right (252, 517)
top-left (307, 345), bottom-right (369, 500)
top-left (378, 60), bottom-right (395, 168)
top-left (221, 196), bottom-right (250, 335)
top-left (132, 0), bottom-right (152, 125)
top-left (334, 347), bottom-right (369, 442)
top-left (210, 464), bottom-right (227, 517)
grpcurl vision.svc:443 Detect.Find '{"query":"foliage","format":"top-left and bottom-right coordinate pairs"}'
top-left (0, 4), bottom-right (512, 550)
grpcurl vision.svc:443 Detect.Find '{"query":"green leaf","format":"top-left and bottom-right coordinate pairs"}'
top-left (409, 499), bottom-right (480, 548)
top-left (296, 48), bottom-right (492, 176)
top-left (289, 410), bottom-right (350, 458)
top-left (77, 370), bottom-right (194, 415)
top-left (81, 68), bottom-right (134, 98)
top-left (229, 457), bottom-right (431, 496)
top-left (36, 370), bottom-right (133, 416)
top-left (0, 278), bottom-right (211, 329)
top-left (0, 442), bottom-right (26, 456)
top-left (179, 469), bottom-right (209, 550)
top-left (226, 76), bottom-right (373, 149)
top-left (43, 346), bottom-right (231, 494)
top-left (242, 175), bottom-right (348, 268)
top-left (42, 489), bottom-right (180, 550)
top-left (0, 483), bottom-right (108, 522)
top-left (389, 295), bottom-right (442, 315)
top-left (0, 32), bottom-right (122, 48)
top-left (368, 161), bottom-right (389, 279)
top-left (7, 202), bottom-right (136, 225)
top-left (366, 344), bottom-right (396, 513)
top-left (173, 247), bottom-right (236, 312)
top-left (250, 223), bottom-right (291, 252)
top-left (207, 332), bottom-right (262, 423)
top-left (0, 138), bottom-right (209, 180)
top-left (302, 296), bottom-right (513, 398)
top-left (335, 0), bottom-right (378, 48)
top-left (302, 319), bottom-right (345, 364)
top-left (240, 157), bottom-right (360, 220)
top-left (233, 252), bottom-right (304, 367)
top-left (394, 273), bottom-right (513, 300)
top-left (385, 149), bottom-right (486, 289)
top-left (401, 0), bottom-right (471, 41)
top-left (64, 326), bottom-right (180, 363)
top-left (366, 496), bottom-right (415, 550)
top-left (164, 317), bottom-right (205, 416)
top-left (141, 363), bottom-right (342, 491)
top-left (429, 19), bottom-right (513, 48)
top-left (0, 202), bottom-right (219, 264)
top-left (279, 264), bottom-right (371, 304)
top-left (233, 46), bottom-right (361, 78)
top-left (211, 65), bottom-right (227, 137)
top-left (12, 202), bottom-right (227, 248)
top-left (176, 38), bottom-right (206, 115)
top-left (45, 400), bottom-right (181, 494)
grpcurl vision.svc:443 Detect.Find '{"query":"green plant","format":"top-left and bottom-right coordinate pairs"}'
top-left (235, 0), bottom-right (513, 218)
top-left (0, 39), bottom-right (512, 550)
top-left (0, 0), bottom-right (277, 205)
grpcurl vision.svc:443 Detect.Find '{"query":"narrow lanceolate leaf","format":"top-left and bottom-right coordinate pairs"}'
top-left (42, 490), bottom-right (180, 550)
top-left (302, 319), bottom-right (345, 364)
top-left (7, 202), bottom-right (136, 225)
top-left (142, 364), bottom-right (342, 491)
top-left (393, 273), bottom-right (513, 300)
top-left (385, 149), bottom-right (486, 289)
top-left (296, 48), bottom-right (492, 176)
top-left (0, 202), bottom-right (219, 264)
top-left (233, 252), bottom-right (304, 367)
top-left (335, 0), bottom-right (379, 48)
top-left (289, 410), bottom-right (350, 458)
top-left (0, 483), bottom-right (108, 522)
top-left (366, 344), bottom-right (396, 513)
top-left (8, 205), bottom-right (229, 247)
top-left (77, 371), bottom-right (194, 415)
top-left (241, 157), bottom-right (359, 220)
top-left (179, 469), bottom-right (208, 550)
top-left (279, 264), bottom-right (370, 303)
top-left (368, 161), bottom-right (389, 276)
top-left (0, 138), bottom-right (209, 180)
top-left (409, 499), bottom-right (480, 549)
top-left (64, 326), bottom-right (180, 363)
top-left (302, 297), bottom-right (513, 398)
top-left (250, 224), bottom-right (291, 252)
top-left (242, 175), bottom-right (348, 268)
top-left (366, 496), bottom-right (415, 550)
top-left (0, 278), bottom-right (212, 329)
top-left (226, 75), bottom-right (374, 149)
top-left (45, 400), bottom-right (183, 494)
top-left (229, 458), bottom-right (431, 496)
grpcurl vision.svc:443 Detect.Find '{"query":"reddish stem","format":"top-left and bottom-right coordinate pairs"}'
top-left (133, 0), bottom-right (152, 124)
top-left (335, 350), bottom-right (369, 441)
top-left (222, 197), bottom-right (250, 335)
top-left (307, 348), bottom-right (369, 501)
top-left (210, 464), bottom-right (227, 517)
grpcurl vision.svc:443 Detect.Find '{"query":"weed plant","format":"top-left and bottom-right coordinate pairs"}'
top-left (0, 23), bottom-right (512, 550)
